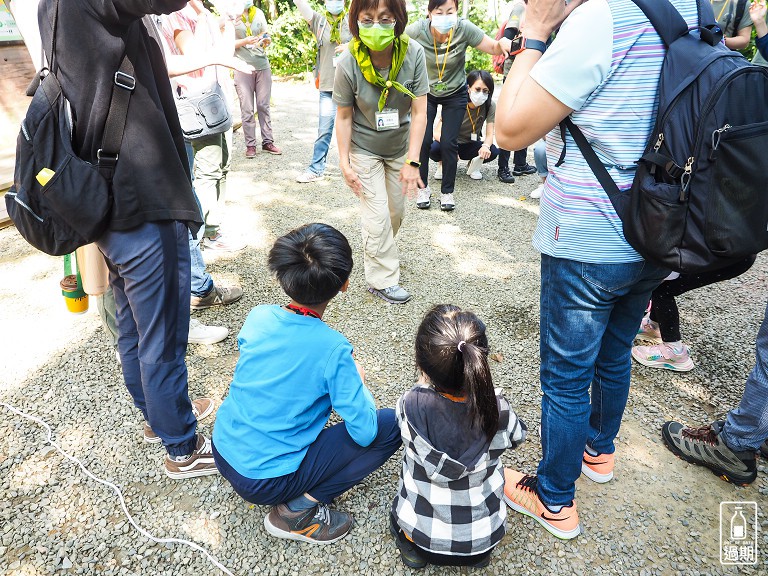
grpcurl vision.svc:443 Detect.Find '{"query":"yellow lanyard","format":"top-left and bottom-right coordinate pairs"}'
top-left (466, 104), bottom-right (481, 135)
top-left (432, 28), bottom-right (454, 83)
top-left (715, 0), bottom-right (730, 23)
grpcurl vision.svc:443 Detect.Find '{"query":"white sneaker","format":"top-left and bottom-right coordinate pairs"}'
top-left (416, 187), bottom-right (431, 209)
top-left (434, 165), bottom-right (443, 180)
top-left (530, 184), bottom-right (544, 199)
top-left (440, 193), bottom-right (455, 211)
top-left (467, 156), bottom-right (483, 180)
top-left (296, 170), bottom-right (324, 183)
top-left (188, 318), bottom-right (228, 344)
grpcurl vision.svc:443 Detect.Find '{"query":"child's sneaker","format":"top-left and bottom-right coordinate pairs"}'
top-left (389, 515), bottom-right (427, 569)
top-left (636, 315), bottom-right (662, 344)
top-left (503, 469), bottom-right (581, 540)
top-left (264, 502), bottom-right (352, 544)
top-left (631, 342), bottom-right (694, 371)
top-left (581, 450), bottom-right (614, 483)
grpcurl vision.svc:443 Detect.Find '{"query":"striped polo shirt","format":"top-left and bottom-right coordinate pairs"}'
top-left (529, 0), bottom-right (699, 263)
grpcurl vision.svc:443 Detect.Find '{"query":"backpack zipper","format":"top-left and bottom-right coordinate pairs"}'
top-left (711, 123), bottom-right (731, 152)
top-left (7, 191), bottom-right (45, 223)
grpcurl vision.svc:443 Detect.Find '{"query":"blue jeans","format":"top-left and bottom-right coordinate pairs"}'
top-left (537, 254), bottom-right (668, 505)
top-left (307, 91), bottom-right (336, 176)
top-left (185, 141), bottom-right (213, 297)
top-left (96, 221), bottom-right (197, 457)
top-left (722, 297), bottom-right (768, 451)
top-left (213, 409), bottom-right (401, 504)
top-left (534, 139), bottom-right (547, 178)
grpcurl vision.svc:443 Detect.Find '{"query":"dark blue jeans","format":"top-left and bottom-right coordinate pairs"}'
top-left (213, 409), bottom-right (401, 504)
top-left (419, 90), bottom-right (468, 195)
top-left (97, 220), bottom-right (197, 457)
top-left (429, 139), bottom-right (500, 164)
top-left (537, 254), bottom-right (668, 505)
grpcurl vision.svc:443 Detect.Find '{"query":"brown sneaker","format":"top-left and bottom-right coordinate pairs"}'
top-left (262, 142), bottom-right (282, 155)
top-left (164, 433), bottom-right (218, 479)
top-left (190, 284), bottom-right (244, 310)
top-left (144, 398), bottom-right (215, 443)
top-left (264, 502), bottom-right (352, 544)
top-left (245, 145), bottom-right (257, 158)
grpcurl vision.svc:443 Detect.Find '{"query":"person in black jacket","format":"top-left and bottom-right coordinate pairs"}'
top-left (37, 0), bottom-right (217, 479)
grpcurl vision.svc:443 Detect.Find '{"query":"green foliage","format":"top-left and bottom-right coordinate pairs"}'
top-left (268, 8), bottom-right (318, 75)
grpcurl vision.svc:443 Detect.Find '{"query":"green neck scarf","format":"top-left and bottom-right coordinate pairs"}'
top-left (324, 10), bottom-right (347, 45)
top-left (349, 36), bottom-right (417, 112)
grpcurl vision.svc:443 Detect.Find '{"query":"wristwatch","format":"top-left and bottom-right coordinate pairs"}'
top-left (509, 37), bottom-right (547, 57)
top-left (405, 158), bottom-right (421, 168)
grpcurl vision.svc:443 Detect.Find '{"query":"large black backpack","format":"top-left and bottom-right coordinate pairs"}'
top-left (563, 0), bottom-right (768, 273)
top-left (5, 0), bottom-right (134, 256)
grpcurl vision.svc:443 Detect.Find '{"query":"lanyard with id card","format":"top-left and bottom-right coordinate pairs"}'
top-left (432, 29), bottom-right (454, 95)
top-left (375, 108), bottom-right (399, 131)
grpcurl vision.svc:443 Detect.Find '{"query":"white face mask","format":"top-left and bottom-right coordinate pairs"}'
top-left (431, 14), bottom-right (457, 34)
top-left (326, 1), bottom-right (345, 15)
top-left (469, 91), bottom-right (488, 107)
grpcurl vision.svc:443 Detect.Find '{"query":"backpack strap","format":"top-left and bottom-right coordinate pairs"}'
top-left (630, 0), bottom-right (689, 47)
top-left (98, 49), bottom-right (136, 181)
top-left (734, 0), bottom-right (748, 33)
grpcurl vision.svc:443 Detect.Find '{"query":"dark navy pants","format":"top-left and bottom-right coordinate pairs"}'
top-left (97, 220), bottom-right (197, 457)
top-left (213, 409), bottom-right (401, 504)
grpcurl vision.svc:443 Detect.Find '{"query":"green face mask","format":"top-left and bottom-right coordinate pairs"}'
top-left (358, 24), bottom-right (396, 52)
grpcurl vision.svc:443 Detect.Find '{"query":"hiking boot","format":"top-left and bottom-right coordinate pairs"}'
top-left (636, 315), bottom-right (662, 344)
top-left (416, 187), bottom-right (431, 209)
top-left (190, 284), bottom-right (244, 310)
top-left (503, 469), bottom-right (581, 540)
top-left (262, 142), bottom-right (282, 155)
top-left (201, 232), bottom-right (246, 253)
top-left (245, 146), bottom-right (257, 159)
top-left (144, 397), bottom-right (215, 443)
top-left (513, 163), bottom-right (537, 176)
top-left (581, 450), bottom-right (615, 483)
top-left (296, 170), bottom-right (324, 183)
top-left (497, 168), bottom-right (515, 184)
top-left (368, 285), bottom-right (412, 304)
top-left (467, 156), bottom-right (483, 180)
top-left (264, 502), bottom-right (352, 544)
top-left (440, 193), bottom-right (455, 211)
top-left (434, 164), bottom-right (443, 180)
top-left (530, 184), bottom-right (544, 199)
top-left (661, 420), bottom-right (757, 485)
top-left (389, 515), bottom-right (427, 569)
top-left (631, 342), bottom-right (694, 372)
top-left (164, 433), bottom-right (219, 479)
top-left (188, 318), bottom-right (228, 344)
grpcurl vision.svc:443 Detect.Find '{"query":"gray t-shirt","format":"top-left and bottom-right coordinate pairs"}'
top-left (457, 100), bottom-right (496, 144)
top-left (234, 8), bottom-right (270, 71)
top-left (311, 12), bottom-right (352, 92)
top-left (333, 41), bottom-right (429, 158)
top-left (405, 18), bottom-right (485, 98)
top-left (712, 0), bottom-right (753, 38)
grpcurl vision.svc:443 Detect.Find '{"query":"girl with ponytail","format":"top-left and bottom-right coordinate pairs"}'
top-left (390, 304), bottom-right (527, 569)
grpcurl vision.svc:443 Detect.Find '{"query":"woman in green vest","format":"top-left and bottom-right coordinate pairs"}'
top-left (334, 0), bottom-right (429, 304)
top-left (406, 0), bottom-right (512, 211)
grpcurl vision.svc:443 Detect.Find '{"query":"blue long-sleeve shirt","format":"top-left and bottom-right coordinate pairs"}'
top-left (757, 33), bottom-right (768, 61)
top-left (212, 305), bottom-right (378, 479)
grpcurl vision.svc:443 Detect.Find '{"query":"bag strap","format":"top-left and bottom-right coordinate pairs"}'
top-left (734, 0), bottom-right (748, 33)
top-left (630, 0), bottom-right (690, 47)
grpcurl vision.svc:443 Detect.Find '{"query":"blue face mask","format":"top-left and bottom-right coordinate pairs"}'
top-left (326, 1), bottom-right (345, 15)
top-left (431, 14), bottom-right (457, 34)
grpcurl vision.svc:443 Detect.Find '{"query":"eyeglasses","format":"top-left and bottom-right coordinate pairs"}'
top-left (358, 17), bottom-right (396, 28)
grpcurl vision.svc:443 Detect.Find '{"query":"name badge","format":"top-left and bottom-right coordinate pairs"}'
top-left (470, 133), bottom-right (478, 142)
top-left (333, 55), bottom-right (340, 68)
top-left (432, 81), bottom-right (448, 94)
top-left (375, 108), bottom-right (399, 131)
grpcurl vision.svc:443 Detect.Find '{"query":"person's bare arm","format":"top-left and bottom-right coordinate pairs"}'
top-left (293, 0), bottom-right (315, 23)
top-left (400, 95), bottom-right (427, 196)
top-left (725, 24), bottom-right (752, 50)
top-left (336, 105), bottom-right (363, 196)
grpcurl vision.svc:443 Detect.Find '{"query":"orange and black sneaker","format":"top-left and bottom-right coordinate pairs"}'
top-left (503, 469), bottom-right (581, 540)
top-left (264, 502), bottom-right (352, 545)
top-left (581, 450), bottom-right (615, 483)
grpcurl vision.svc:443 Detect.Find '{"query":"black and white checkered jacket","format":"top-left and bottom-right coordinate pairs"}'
top-left (391, 384), bottom-right (526, 556)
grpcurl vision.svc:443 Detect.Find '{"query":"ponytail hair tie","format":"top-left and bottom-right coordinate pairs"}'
top-left (457, 340), bottom-right (466, 352)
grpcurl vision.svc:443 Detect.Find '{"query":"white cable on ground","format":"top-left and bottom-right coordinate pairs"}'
top-left (1, 402), bottom-right (235, 576)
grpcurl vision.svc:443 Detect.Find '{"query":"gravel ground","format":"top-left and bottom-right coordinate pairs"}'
top-left (1, 79), bottom-right (767, 576)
